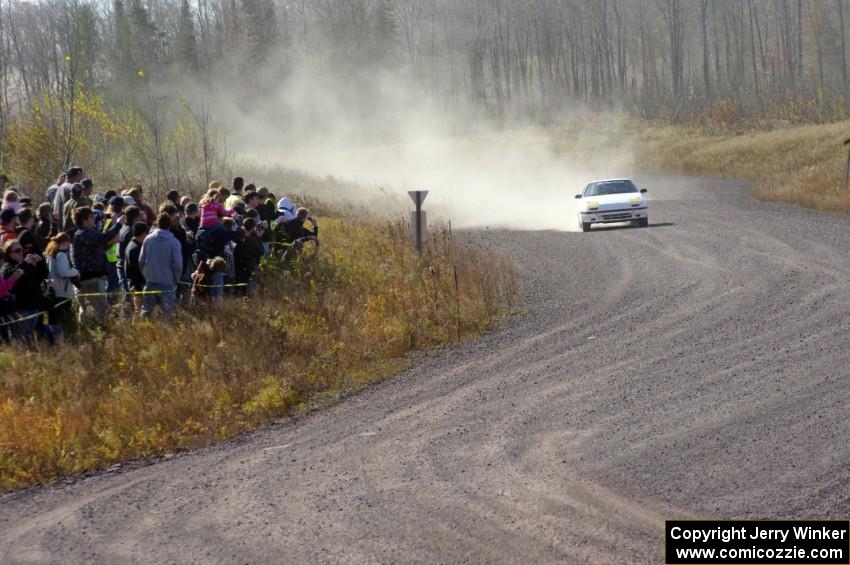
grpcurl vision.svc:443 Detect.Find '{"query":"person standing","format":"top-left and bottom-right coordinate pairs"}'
top-left (44, 173), bottom-right (66, 205)
top-left (138, 212), bottom-right (182, 320)
top-left (45, 232), bottom-right (79, 331)
top-left (102, 196), bottom-right (126, 296)
top-left (52, 166), bottom-right (84, 230)
top-left (124, 222), bottom-right (148, 315)
top-left (70, 207), bottom-right (123, 326)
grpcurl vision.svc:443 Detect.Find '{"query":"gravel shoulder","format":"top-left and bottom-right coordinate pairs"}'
top-left (2, 176), bottom-right (850, 564)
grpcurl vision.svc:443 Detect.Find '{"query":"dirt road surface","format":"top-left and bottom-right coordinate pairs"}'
top-left (2, 177), bottom-right (849, 564)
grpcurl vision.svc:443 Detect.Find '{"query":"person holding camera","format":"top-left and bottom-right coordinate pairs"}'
top-left (70, 206), bottom-right (124, 326)
top-left (0, 239), bottom-right (45, 344)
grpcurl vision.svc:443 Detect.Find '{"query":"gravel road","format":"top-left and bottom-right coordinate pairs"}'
top-left (2, 176), bottom-right (850, 564)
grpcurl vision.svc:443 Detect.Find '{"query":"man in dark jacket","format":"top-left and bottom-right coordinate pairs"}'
top-left (124, 222), bottom-right (148, 315)
top-left (235, 218), bottom-right (264, 294)
top-left (71, 206), bottom-right (124, 326)
top-left (116, 206), bottom-right (142, 292)
top-left (282, 207), bottom-right (319, 243)
top-left (196, 222), bottom-right (242, 298)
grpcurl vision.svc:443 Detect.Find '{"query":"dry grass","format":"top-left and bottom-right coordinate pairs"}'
top-left (547, 115), bottom-right (850, 214)
top-left (629, 120), bottom-right (850, 214)
top-left (0, 217), bottom-right (516, 492)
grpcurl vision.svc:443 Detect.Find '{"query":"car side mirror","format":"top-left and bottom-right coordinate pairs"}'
top-left (575, 194), bottom-right (582, 199)
top-left (640, 188), bottom-right (648, 193)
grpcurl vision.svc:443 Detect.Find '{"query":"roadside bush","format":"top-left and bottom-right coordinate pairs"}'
top-left (0, 217), bottom-right (516, 492)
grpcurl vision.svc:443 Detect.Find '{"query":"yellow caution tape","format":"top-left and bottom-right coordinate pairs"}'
top-left (0, 283), bottom-right (249, 328)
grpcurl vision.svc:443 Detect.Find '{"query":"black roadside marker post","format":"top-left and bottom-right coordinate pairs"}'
top-left (844, 137), bottom-right (850, 189)
top-left (408, 190), bottom-right (429, 252)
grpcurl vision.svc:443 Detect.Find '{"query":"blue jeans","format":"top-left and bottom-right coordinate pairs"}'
top-left (117, 265), bottom-right (129, 292)
top-left (11, 309), bottom-right (39, 345)
top-left (141, 282), bottom-right (177, 320)
top-left (106, 262), bottom-right (119, 294)
top-left (176, 272), bottom-right (192, 304)
top-left (211, 272), bottom-right (224, 299)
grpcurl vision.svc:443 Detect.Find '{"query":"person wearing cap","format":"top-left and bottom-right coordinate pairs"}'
top-left (52, 166), bottom-right (84, 227)
top-left (0, 208), bottom-right (18, 244)
top-left (275, 196), bottom-right (297, 223)
top-left (71, 206), bottom-right (124, 326)
top-left (271, 196), bottom-right (297, 250)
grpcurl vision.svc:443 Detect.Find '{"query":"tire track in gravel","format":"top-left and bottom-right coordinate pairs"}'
top-left (2, 176), bottom-right (850, 564)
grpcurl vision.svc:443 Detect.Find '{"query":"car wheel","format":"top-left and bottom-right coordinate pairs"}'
top-left (638, 217), bottom-right (649, 228)
top-left (581, 222), bottom-right (592, 232)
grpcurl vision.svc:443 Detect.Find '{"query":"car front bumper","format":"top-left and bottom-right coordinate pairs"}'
top-left (580, 207), bottom-right (647, 224)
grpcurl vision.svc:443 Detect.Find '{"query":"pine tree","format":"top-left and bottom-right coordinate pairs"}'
top-left (242, 0), bottom-right (278, 66)
top-left (69, 4), bottom-right (99, 88)
top-left (374, 0), bottom-right (400, 68)
top-left (128, 0), bottom-right (158, 73)
top-left (175, 0), bottom-right (199, 73)
top-left (112, 0), bottom-right (135, 81)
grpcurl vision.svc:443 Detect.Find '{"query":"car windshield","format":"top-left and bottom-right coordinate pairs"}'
top-left (584, 180), bottom-right (638, 197)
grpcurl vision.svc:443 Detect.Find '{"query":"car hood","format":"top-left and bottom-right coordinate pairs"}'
top-left (580, 193), bottom-right (646, 210)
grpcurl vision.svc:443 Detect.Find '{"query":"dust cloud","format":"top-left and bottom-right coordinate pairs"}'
top-left (226, 67), bottom-right (635, 231)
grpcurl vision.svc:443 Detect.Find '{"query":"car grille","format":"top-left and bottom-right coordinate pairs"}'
top-left (601, 212), bottom-right (634, 220)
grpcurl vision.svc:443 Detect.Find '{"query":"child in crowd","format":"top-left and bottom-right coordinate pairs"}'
top-left (199, 189), bottom-right (223, 229)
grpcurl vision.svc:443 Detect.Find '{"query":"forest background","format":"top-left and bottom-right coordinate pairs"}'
top-left (5, 0), bottom-right (850, 491)
top-left (3, 0), bottom-right (850, 205)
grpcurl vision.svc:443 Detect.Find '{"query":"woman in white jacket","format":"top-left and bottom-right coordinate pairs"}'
top-left (45, 232), bottom-right (79, 330)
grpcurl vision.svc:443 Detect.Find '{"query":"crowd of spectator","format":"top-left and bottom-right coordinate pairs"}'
top-left (0, 169), bottom-right (319, 346)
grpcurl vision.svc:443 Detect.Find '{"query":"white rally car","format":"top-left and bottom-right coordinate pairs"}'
top-left (575, 178), bottom-right (648, 232)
